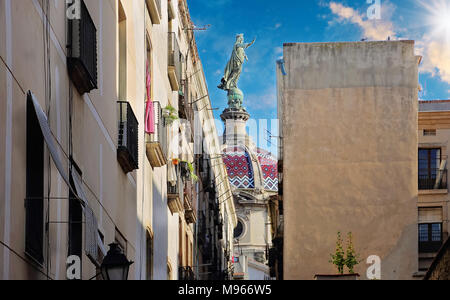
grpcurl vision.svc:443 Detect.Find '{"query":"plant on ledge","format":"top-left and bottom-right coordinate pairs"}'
top-left (345, 232), bottom-right (361, 274)
top-left (179, 161), bottom-right (199, 183)
top-left (329, 232), bottom-right (346, 274)
top-left (186, 161), bottom-right (199, 183)
top-left (329, 232), bottom-right (361, 275)
top-left (162, 105), bottom-right (179, 125)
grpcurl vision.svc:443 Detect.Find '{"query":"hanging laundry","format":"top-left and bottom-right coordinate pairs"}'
top-left (145, 100), bottom-right (155, 134)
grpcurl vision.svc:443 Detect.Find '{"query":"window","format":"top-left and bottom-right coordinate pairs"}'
top-left (146, 231), bottom-right (154, 280)
top-left (146, 35), bottom-right (153, 101)
top-left (179, 218), bottom-right (183, 266)
top-left (419, 223), bottom-right (443, 253)
top-left (25, 95), bottom-right (45, 264)
top-left (418, 148), bottom-right (446, 189)
top-left (118, 1), bottom-right (127, 101)
top-left (424, 129), bottom-right (437, 136)
top-left (418, 207), bottom-right (444, 253)
top-left (68, 173), bottom-right (83, 260)
top-left (186, 233), bottom-right (189, 267)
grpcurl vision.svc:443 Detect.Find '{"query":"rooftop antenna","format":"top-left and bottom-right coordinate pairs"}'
top-left (184, 24), bottom-right (211, 31)
top-left (264, 129), bottom-right (278, 148)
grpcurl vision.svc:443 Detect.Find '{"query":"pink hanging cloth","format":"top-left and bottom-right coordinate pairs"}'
top-left (145, 61), bottom-right (155, 134)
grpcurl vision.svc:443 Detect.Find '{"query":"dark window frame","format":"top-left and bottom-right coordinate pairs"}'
top-left (419, 148), bottom-right (441, 177)
top-left (419, 222), bottom-right (443, 253)
top-left (25, 95), bottom-right (45, 265)
top-left (418, 148), bottom-right (446, 190)
top-left (146, 230), bottom-right (154, 280)
top-left (68, 173), bottom-right (83, 261)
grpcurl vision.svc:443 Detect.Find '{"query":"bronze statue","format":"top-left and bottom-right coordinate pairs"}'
top-left (218, 34), bottom-right (256, 91)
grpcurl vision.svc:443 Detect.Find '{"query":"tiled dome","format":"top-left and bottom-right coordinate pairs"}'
top-left (223, 146), bottom-right (255, 189)
top-left (223, 145), bottom-right (278, 192)
top-left (255, 148), bottom-right (278, 191)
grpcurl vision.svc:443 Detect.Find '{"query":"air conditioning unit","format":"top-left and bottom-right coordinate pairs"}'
top-left (67, 0), bottom-right (98, 95)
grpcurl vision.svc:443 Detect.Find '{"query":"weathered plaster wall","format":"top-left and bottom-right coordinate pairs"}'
top-left (280, 41), bottom-right (419, 280)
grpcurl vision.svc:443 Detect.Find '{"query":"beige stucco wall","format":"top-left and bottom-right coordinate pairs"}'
top-left (279, 41), bottom-right (419, 280)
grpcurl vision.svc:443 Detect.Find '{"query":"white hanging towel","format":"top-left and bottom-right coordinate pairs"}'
top-left (168, 162), bottom-right (177, 187)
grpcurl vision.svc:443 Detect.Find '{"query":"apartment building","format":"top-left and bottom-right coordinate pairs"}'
top-left (0, 0), bottom-right (234, 280)
top-left (417, 100), bottom-right (450, 278)
top-left (277, 41), bottom-right (420, 280)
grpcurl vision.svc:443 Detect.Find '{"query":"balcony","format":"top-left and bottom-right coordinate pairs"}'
top-left (179, 266), bottom-right (195, 281)
top-left (168, 32), bottom-right (182, 91)
top-left (117, 101), bottom-right (139, 173)
top-left (178, 90), bottom-right (194, 122)
top-left (145, 0), bottom-right (161, 24)
top-left (184, 181), bottom-right (197, 224)
top-left (146, 101), bottom-right (167, 168)
top-left (168, 165), bottom-right (184, 214)
top-left (419, 169), bottom-right (447, 190)
top-left (67, 0), bottom-right (98, 95)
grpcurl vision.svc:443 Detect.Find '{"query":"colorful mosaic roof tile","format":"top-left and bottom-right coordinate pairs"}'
top-left (223, 146), bottom-right (278, 191)
top-left (223, 146), bottom-right (255, 189)
top-left (256, 148), bottom-right (278, 191)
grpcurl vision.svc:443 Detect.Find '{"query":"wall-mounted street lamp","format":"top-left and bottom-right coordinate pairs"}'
top-left (100, 243), bottom-right (134, 280)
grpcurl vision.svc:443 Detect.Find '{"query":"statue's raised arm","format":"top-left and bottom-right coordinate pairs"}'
top-left (245, 38), bottom-right (256, 49)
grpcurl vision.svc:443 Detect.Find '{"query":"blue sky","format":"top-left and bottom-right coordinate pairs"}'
top-left (188, 0), bottom-right (450, 155)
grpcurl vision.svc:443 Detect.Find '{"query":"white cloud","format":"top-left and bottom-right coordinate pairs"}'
top-left (328, 1), bottom-right (450, 87)
top-left (328, 2), bottom-right (395, 40)
top-left (245, 87), bottom-right (277, 111)
top-left (275, 47), bottom-right (283, 55)
top-left (419, 38), bottom-right (450, 84)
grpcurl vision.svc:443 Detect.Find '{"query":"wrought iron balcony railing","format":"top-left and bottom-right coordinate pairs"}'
top-left (418, 169), bottom-right (447, 190)
top-left (168, 32), bottom-right (183, 91)
top-left (117, 101), bottom-right (139, 173)
top-left (179, 266), bottom-right (195, 281)
top-left (167, 165), bottom-right (184, 214)
top-left (67, 0), bottom-right (98, 94)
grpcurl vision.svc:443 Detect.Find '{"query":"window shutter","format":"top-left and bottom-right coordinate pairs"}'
top-left (419, 207), bottom-right (443, 224)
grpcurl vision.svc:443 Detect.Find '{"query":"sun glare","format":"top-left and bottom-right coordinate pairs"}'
top-left (436, 10), bottom-right (450, 33)
top-left (420, 0), bottom-right (450, 41)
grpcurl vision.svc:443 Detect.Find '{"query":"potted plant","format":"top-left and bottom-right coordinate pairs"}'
top-left (345, 232), bottom-right (361, 275)
top-left (314, 232), bottom-right (361, 280)
top-left (162, 105), bottom-right (179, 125)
